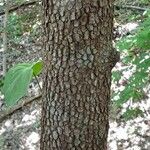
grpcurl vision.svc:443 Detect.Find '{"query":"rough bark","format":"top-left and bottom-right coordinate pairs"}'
top-left (40, 0), bottom-right (119, 149)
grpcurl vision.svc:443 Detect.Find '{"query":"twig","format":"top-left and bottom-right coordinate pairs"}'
top-left (115, 5), bottom-right (148, 11)
top-left (33, 73), bottom-right (42, 92)
top-left (0, 94), bottom-right (42, 123)
top-left (0, 0), bottom-right (39, 16)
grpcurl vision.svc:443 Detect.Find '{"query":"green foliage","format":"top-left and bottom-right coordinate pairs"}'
top-left (0, 78), bottom-right (4, 91)
top-left (112, 71), bottom-right (122, 82)
top-left (6, 13), bottom-right (23, 43)
top-left (32, 61), bottom-right (43, 76)
top-left (2, 61), bottom-right (43, 106)
top-left (118, 17), bottom-right (150, 51)
top-left (112, 12), bottom-right (150, 120)
top-left (0, 1), bottom-right (41, 45)
top-left (136, 17), bottom-right (150, 50)
top-left (0, 135), bottom-right (4, 150)
top-left (139, 0), bottom-right (150, 4)
top-left (7, 12), bottom-right (37, 43)
top-left (122, 108), bottom-right (144, 121)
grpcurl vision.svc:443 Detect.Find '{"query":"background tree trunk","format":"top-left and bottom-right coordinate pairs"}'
top-left (3, 0), bottom-right (9, 76)
top-left (40, 0), bottom-right (119, 149)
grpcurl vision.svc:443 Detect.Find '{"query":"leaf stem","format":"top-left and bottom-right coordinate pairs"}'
top-left (33, 73), bottom-right (42, 92)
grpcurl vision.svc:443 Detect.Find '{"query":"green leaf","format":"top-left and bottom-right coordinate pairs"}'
top-left (3, 63), bottom-right (33, 106)
top-left (112, 71), bottom-right (122, 82)
top-left (116, 36), bottom-right (136, 51)
top-left (32, 61), bottom-right (43, 76)
top-left (122, 108), bottom-right (144, 120)
top-left (2, 61), bottom-right (43, 106)
top-left (0, 78), bottom-right (4, 91)
top-left (136, 30), bottom-right (150, 50)
top-left (115, 86), bottom-right (132, 107)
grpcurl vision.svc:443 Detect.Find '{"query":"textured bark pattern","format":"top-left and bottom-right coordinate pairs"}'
top-left (41, 0), bottom-right (119, 149)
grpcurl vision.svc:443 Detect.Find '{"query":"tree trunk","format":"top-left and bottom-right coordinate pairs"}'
top-left (40, 0), bottom-right (119, 149)
top-left (3, 0), bottom-right (9, 76)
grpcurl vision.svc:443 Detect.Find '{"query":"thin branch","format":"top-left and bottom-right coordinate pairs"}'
top-left (0, 94), bottom-right (42, 123)
top-left (33, 72), bottom-right (42, 92)
top-left (0, 0), bottom-right (39, 16)
top-left (115, 5), bottom-right (148, 11)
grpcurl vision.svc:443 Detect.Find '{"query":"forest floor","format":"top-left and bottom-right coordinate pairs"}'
top-left (0, 0), bottom-right (150, 150)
